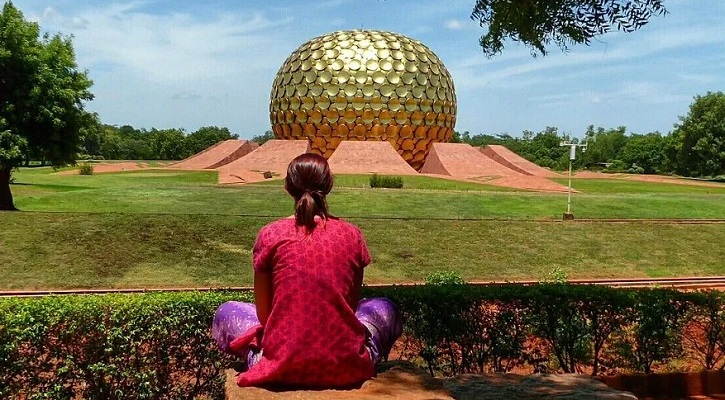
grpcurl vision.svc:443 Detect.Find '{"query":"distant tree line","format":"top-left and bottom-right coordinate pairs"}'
top-left (453, 92), bottom-right (725, 179)
top-left (75, 123), bottom-right (239, 161)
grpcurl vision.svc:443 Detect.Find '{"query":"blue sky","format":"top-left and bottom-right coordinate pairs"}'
top-left (11, 0), bottom-right (725, 139)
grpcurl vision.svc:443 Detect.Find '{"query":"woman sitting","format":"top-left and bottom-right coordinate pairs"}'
top-left (212, 153), bottom-right (402, 389)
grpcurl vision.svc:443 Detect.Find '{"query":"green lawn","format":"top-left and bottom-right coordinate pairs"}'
top-left (555, 178), bottom-right (725, 195)
top-left (2, 212), bottom-right (723, 290)
top-left (2, 167), bottom-right (724, 290)
top-left (9, 168), bottom-right (725, 219)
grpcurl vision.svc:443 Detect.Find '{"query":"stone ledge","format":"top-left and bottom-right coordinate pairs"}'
top-left (225, 361), bottom-right (636, 400)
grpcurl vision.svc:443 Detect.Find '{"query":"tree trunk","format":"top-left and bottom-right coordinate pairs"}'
top-left (0, 166), bottom-right (17, 211)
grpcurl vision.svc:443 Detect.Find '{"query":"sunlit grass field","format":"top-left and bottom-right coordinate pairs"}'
top-left (1, 167), bottom-right (724, 290)
top-left (11, 168), bottom-right (725, 219)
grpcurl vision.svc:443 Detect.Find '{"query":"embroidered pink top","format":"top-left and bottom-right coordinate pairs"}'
top-left (234, 217), bottom-right (373, 388)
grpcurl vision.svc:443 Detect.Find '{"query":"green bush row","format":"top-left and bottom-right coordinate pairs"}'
top-left (0, 291), bottom-right (250, 400)
top-left (2, 284), bottom-right (724, 399)
top-left (369, 174), bottom-right (403, 189)
top-left (365, 283), bottom-right (725, 377)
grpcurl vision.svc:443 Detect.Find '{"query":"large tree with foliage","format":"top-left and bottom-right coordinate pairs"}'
top-left (619, 132), bottom-right (666, 174)
top-left (670, 92), bottom-right (725, 177)
top-left (580, 125), bottom-right (628, 167)
top-left (0, 2), bottom-right (94, 210)
top-left (470, 0), bottom-right (667, 57)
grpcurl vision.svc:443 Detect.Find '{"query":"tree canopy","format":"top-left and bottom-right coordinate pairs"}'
top-left (470, 0), bottom-right (668, 57)
top-left (0, 1), bottom-right (94, 210)
top-left (251, 130), bottom-right (275, 146)
top-left (80, 125), bottom-right (239, 161)
top-left (670, 92), bottom-right (725, 178)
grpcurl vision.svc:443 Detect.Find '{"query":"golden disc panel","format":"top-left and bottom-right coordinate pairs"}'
top-left (270, 29), bottom-right (456, 171)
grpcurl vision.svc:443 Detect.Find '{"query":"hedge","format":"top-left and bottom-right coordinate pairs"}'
top-left (2, 284), bottom-right (724, 399)
top-left (369, 174), bottom-right (404, 189)
top-left (0, 291), bottom-right (250, 400)
top-left (366, 283), bottom-right (723, 377)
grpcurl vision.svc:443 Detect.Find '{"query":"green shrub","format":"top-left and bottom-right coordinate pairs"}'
top-left (425, 270), bottom-right (466, 286)
top-left (370, 174), bottom-right (403, 189)
top-left (612, 289), bottom-right (688, 373)
top-left (603, 160), bottom-right (627, 173)
top-left (541, 266), bottom-right (568, 283)
top-left (0, 291), bottom-right (250, 400)
top-left (2, 285), bottom-right (724, 391)
top-left (78, 163), bottom-right (94, 175)
top-left (364, 284), bottom-right (717, 377)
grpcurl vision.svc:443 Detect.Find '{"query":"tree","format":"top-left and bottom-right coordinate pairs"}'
top-left (0, 126), bottom-right (26, 210)
top-left (517, 127), bottom-right (569, 169)
top-left (184, 126), bottom-right (238, 157)
top-left (670, 92), bottom-right (725, 177)
top-left (0, 2), bottom-right (94, 210)
top-left (148, 128), bottom-right (186, 160)
top-left (78, 112), bottom-right (103, 158)
top-left (251, 130), bottom-right (275, 146)
top-left (470, 0), bottom-right (668, 57)
top-left (619, 132), bottom-right (666, 174)
top-left (580, 126), bottom-right (628, 167)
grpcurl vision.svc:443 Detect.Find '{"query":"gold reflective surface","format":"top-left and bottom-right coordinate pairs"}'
top-left (270, 29), bottom-right (457, 170)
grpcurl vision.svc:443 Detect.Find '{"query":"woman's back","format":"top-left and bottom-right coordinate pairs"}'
top-left (238, 217), bottom-right (373, 387)
top-left (212, 153), bottom-right (400, 389)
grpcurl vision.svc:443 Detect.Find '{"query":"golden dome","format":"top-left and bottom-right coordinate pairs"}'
top-left (270, 30), bottom-right (456, 171)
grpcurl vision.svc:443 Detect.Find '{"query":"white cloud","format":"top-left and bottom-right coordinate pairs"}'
top-left (39, 3), bottom-right (294, 88)
top-left (445, 19), bottom-right (464, 30)
top-left (65, 16), bottom-right (90, 29)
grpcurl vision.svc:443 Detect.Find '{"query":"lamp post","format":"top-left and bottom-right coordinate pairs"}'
top-left (559, 141), bottom-right (587, 220)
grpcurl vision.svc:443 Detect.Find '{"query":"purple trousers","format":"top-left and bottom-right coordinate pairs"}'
top-left (212, 297), bottom-right (402, 369)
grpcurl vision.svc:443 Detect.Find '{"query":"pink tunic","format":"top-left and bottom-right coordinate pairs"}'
top-left (236, 217), bottom-right (373, 388)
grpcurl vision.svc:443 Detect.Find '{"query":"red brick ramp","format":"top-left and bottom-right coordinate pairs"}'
top-left (421, 143), bottom-right (569, 192)
top-left (480, 145), bottom-right (561, 178)
top-left (170, 140), bottom-right (258, 170)
top-left (217, 140), bottom-right (310, 184)
top-left (328, 141), bottom-right (419, 175)
top-left (421, 143), bottom-right (525, 179)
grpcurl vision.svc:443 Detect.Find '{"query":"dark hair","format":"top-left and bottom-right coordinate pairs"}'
top-left (285, 153), bottom-right (334, 232)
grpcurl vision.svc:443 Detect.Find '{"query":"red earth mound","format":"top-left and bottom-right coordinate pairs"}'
top-left (217, 140), bottom-right (310, 184)
top-left (420, 143), bottom-right (569, 192)
top-left (169, 140), bottom-right (258, 170)
top-left (480, 145), bottom-right (561, 178)
top-left (327, 141), bottom-right (418, 175)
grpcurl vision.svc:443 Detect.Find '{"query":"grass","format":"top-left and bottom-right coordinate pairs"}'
top-left (2, 166), bottom-right (724, 290)
top-left (10, 168), bottom-right (725, 219)
top-left (1, 212), bottom-right (723, 290)
top-left (270, 174), bottom-right (513, 191)
top-left (555, 178), bottom-right (725, 195)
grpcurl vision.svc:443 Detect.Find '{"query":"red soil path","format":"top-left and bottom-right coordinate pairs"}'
top-left (328, 141), bottom-right (419, 175)
top-left (216, 140), bottom-right (310, 184)
top-left (169, 140), bottom-right (258, 170)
